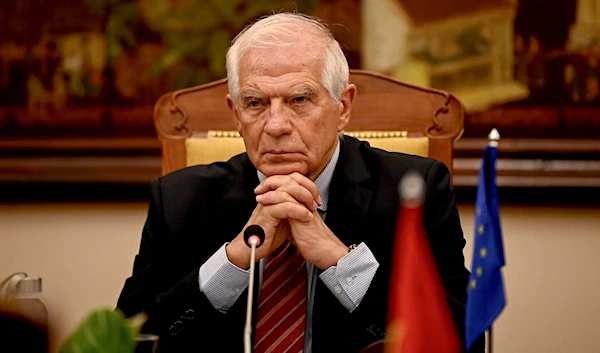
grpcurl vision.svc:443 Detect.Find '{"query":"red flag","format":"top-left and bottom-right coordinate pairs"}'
top-left (386, 173), bottom-right (461, 353)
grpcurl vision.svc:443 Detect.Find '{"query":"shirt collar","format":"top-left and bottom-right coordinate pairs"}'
top-left (257, 139), bottom-right (340, 212)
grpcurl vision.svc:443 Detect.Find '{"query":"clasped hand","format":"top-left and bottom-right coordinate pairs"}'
top-left (226, 172), bottom-right (347, 270)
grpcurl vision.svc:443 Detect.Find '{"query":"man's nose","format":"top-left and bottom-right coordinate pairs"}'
top-left (264, 99), bottom-right (292, 136)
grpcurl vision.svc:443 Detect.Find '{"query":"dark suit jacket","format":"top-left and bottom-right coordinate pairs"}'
top-left (117, 135), bottom-right (484, 352)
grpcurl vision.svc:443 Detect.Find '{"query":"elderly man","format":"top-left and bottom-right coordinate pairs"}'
top-left (117, 12), bottom-right (482, 353)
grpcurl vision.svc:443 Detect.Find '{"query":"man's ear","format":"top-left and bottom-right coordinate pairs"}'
top-left (227, 94), bottom-right (243, 136)
top-left (337, 83), bottom-right (357, 132)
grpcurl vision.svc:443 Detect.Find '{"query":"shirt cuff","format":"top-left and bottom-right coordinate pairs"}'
top-left (198, 243), bottom-right (250, 313)
top-left (319, 242), bottom-right (379, 313)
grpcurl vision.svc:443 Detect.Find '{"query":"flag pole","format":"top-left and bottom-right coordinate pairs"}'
top-left (466, 126), bottom-right (506, 352)
top-left (486, 128), bottom-right (500, 353)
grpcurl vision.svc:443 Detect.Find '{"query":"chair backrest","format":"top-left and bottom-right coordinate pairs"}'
top-left (154, 69), bottom-right (464, 176)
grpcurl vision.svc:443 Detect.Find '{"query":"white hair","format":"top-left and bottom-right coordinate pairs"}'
top-left (226, 13), bottom-right (349, 105)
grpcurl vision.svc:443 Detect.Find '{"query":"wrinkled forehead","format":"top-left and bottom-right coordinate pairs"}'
top-left (239, 42), bottom-right (324, 81)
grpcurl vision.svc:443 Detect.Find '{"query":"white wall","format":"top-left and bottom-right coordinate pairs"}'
top-left (460, 204), bottom-right (600, 353)
top-left (1, 202), bottom-right (599, 352)
top-left (0, 203), bottom-right (145, 352)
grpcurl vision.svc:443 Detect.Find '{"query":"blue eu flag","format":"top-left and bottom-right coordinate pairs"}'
top-left (465, 145), bottom-right (506, 351)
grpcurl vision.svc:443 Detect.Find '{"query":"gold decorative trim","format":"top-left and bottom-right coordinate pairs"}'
top-left (208, 130), bottom-right (241, 138)
top-left (344, 131), bottom-right (408, 138)
top-left (206, 130), bottom-right (408, 138)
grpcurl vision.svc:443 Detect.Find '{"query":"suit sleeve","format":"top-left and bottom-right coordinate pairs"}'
top-left (335, 160), bottom-right (484, 353)
top-left (116, 178), bottom-right (245, 351)
top-left (422, 161), bottom-right (485, 353)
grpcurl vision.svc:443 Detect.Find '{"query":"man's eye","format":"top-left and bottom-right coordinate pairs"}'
top-left (246, 100), bottom-right (261, 108)
top-left (292, 96), bottom-right (307, 104)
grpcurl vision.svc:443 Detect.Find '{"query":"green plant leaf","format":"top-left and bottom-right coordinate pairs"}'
top-left (59, 307), bottom-right (144, 353)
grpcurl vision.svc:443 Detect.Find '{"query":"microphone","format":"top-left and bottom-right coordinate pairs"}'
top-left (243, 224), bottom-right (265, 353)
top-left (244, 224), bottom-right (265, 249)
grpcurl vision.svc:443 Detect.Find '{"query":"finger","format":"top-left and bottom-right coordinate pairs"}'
top-left (256, 173), bottom-right (321, 208)
top-left (264, 202), bottom-right (314, 223)
top-left (254, 174), bottom-right (283, 193)
top-left (258, 185), bottom-right (317, 211)
top-left (288, 172), bottom-right (322, 205)
top-left (254, 174), bottom-right (295, 194)
top-left (255, 190), bottom-right (299, 206)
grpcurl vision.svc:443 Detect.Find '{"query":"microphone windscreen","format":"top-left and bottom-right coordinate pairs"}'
top-left (243, 225), bottom-right (265, 248)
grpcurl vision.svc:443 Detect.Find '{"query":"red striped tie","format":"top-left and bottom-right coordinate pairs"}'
top-left (254, 240), bottom-right (307, 353)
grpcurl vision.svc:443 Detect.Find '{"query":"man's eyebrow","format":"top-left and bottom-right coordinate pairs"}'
top-left (240, 92), bottom-right (263, 101)
top-left (289, 88), bottom-right (316, 96)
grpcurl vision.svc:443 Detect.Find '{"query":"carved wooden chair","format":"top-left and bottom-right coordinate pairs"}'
top-left (153, 69), bottom-right (464, 176)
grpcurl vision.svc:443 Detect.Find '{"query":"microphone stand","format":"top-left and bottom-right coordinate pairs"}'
top-left (244, 236), bottom-right (259, 353)
top-left (242, 225), bottom-right (264, 353)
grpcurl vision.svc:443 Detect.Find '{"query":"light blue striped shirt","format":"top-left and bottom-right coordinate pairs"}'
top-left (198, 140), bottom-right (379, 352)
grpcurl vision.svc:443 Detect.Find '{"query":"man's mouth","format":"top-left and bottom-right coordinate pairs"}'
top-left (266, 151), bottom-right (299, 155)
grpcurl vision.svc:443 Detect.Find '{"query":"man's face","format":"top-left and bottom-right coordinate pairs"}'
top-left (227, 41), bottom-right (355, 180)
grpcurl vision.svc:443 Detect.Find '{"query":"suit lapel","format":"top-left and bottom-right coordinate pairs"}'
top-left (325, 136), bottom-right (373, 246)
top-left (218, 153), bottom-right (260, 230)
top-left (313, 136), bottom-right (375, 351)
top-left (211, 154), bottom-right (263, 335)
